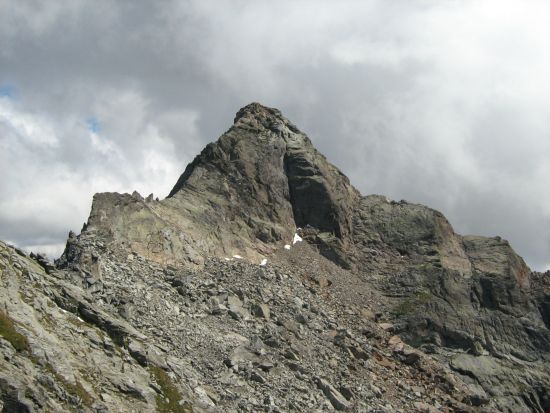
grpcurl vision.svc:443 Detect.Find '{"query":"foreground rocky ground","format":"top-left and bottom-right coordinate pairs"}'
top-left (2, 103), bottom-right (549, 412)
top-left (1, 239), bottom-right (499, 412)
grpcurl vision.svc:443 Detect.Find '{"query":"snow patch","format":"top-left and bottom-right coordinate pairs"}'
top-left (233, 255), bottom-right (243, 259)
top-left (260, 258), bottom-right (268, 266)
top-left (284, 244), bottom-right (291, 250)
top-left (292, 233), bottom-right (303, 244)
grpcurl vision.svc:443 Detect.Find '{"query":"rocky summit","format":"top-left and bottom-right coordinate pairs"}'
top-left (1, 103), bottom-right (549, 413)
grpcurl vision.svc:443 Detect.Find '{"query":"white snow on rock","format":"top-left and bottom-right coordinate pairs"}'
top-left (224, 257), bottom-right (233, 261)
top-left (292, 233), bottom-right (303, 244)
top-left (284, 244), bottom-right (291, 250)
top-left (260, 258), bottom-right (268, 266)
top-left (233, 255), bottom-right (243, 259)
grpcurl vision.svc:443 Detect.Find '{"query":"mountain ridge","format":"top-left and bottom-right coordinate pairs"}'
top-left (1, 103), bottom-right (549, 412)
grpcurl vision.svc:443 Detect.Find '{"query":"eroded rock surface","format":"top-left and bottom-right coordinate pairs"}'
top-left (3, 103), bottom-right (550, 412)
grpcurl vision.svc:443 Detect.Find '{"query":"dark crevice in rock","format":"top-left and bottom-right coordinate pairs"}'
top-left (0, 377), bottom-right (33, 413)
top-left (521, 389), bottom-right (549, 413)
top-left (538, 297), bottom-right (550, 330)
top-left (283, 152), bottom-right (340, 237)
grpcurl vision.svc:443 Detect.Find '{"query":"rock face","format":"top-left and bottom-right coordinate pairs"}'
top-left (61, 103), bottom-right (359, 270)
top-left (350, 198), bottom-right (550, 412)
top-left (2, 102), bottom-right (550, 412)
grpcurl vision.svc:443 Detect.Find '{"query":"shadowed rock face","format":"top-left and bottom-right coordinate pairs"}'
top-left (169, 102), bottom-right (360, 253)
top-left (49, 103), bottom-right (550, 412)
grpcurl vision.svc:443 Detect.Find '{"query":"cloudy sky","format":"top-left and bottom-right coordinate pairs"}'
top-left (0, 1), bottom-right (549, 271)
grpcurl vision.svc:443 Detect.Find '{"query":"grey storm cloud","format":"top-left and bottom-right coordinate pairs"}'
top-left (0, 0), bottom-right (549, 270)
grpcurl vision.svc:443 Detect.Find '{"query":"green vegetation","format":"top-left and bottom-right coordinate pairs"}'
top-left (393, 299), bottom-right (416, 316)
top-left (416, 290), bottom-right (432, 303)
top-left (150, 366), bottom-right (193, 413)
top-left (392, 290), bottom-right (433, 317)
top-left (0, 310), bottom-right (30, 352)
top-left (44, 363), bottom-right (93, 407)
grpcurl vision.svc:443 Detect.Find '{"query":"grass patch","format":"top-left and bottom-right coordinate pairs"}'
top-left (393, 299), bottom-right (416, 316)
top-left (0, 310), bottom-right (30, 352)
top-left (150, 366), bottom-right (193, 413)
top-left (392, 291), bottom-right (433, 317)
top-left (45, 363), bottom-right (93, 408)
top-left (416, 290), bottom-right (432, 303)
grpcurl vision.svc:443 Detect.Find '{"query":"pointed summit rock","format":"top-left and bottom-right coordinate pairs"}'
top-left (63, 103), bottom-right (359, 268)
top-left (168, 102), bottom-right (360, 247)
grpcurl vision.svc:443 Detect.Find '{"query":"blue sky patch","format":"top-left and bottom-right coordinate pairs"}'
top-left (86, 117), bottom-right (100, 133)
top-left (0, 84), bottom-right (16, 98)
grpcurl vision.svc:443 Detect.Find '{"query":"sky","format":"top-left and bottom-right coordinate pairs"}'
top-left (0, 0), bottom-right (549, 271)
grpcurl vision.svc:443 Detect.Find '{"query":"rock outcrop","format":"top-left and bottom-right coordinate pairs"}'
top-left (349, 196), bottom-right (550, 411)
top-left (2, 103), bottom-right (549, 412)
top-left (61, 103), bottom-right (359, 270)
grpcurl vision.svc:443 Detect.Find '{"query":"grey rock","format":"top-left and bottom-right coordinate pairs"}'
top-left (315, 377), bottom-right (352, 411)
top-left (250, 371), bottom-right (267, 384)
top-left (251, 303), bottom-right (270, 320)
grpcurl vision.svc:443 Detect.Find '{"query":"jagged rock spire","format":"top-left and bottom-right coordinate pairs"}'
top-left (164, 102), bottom-right (359, 266)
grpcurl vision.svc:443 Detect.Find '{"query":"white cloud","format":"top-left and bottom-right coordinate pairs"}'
top-left (0, 87), bottom-right (198, 256)
top-left (0, 99), bottom-right (59, 146)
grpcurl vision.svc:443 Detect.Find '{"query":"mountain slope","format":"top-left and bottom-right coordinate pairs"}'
top-left (1, 103), bottom-right (549, 412)
top-left (0, 239), bottom-right (490, 413)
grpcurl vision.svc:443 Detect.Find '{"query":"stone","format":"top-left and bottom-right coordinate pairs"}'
top-left (316, 377), bottom-right (352, 411)
top-left (250, 371), bottom-right (267, 384)
top-left (250, 303), bottom-right (270, 320)
top-left (379, 323), bottom-right (394, 332)
top-left (359, 308), bottom-right (375, 321)
top-left (128, 340), bottom-right (148, 366)
top-left (413, 402), bottom-right (440, 413)
top-left (258, 361), bottom-right (274, 372)
top-left (349, 345), bottom-right (370, 361)
top-left (399, 346), bottom-right (422, 365)
top-left (317, 276), bottom-right (332, 288)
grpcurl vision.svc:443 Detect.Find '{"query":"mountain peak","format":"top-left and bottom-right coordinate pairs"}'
top-left (232, 102), bottom-right (303, 137)
top-left (233, 102), bottom-right (283, 124)
top-left (162, 103), bottom-right (359, 266)
top-left (48, 103), bottom-right (550, 412)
